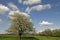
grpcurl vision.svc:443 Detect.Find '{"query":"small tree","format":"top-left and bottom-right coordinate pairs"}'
top-left (7, 12), bottom-right (34, 40)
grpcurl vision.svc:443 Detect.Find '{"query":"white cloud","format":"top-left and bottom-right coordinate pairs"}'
top-left (8, 2), bottom-right (20, 11)
top-left (9, 11), bottom-right (29, 17)
top-left (40, 21), bottom-right (53, 26)
top-left (25, 4), bottom-right (51, 13)
top-left (43, 4), bottom-right (51, 9)
top-left (21, 12), bottom-right (30, 17)
top-left (23, 0), bottom-right (41, 5)
top-left (9, 11), bottom-right (30, 20)
top-left (19, 0), bottom-right (22, 3)
top-left (0, 4), bottom-right (9, 14)
top-left (7, 2), bottom-right (30, 20)
top-left (19, 0), bottom-right (41, 5)
top-left (25, 7), bottom-right (30, 13)
top-left (9, 11), bottom-right (20, 16)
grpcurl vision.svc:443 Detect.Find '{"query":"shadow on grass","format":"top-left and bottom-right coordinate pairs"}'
top-left (21, 37), bottom-right (39, 40)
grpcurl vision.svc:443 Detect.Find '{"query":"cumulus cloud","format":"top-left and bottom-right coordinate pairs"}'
top-left (0, 4), bottom-right (9, 14)
top-left (8, 2), bottom-right (20, 11)
top-left (7, 2), bottom-right (30, 20)
top-left (18, 0), bottom-right (51, 14)
top-left (9, 11), bottom-right (30, 19)
top-left (23, 0), bottom-right (41, 5)
top-left (9, 11), bottom-right (29, 17)
top-left (9, 11), bottom-right (20, 16)
top-left (40, 21), bottom-right (53, 26)
top-left (25, 4), bottom-right (51, 13)
top-left (19, 0), bottom-right (41, 5)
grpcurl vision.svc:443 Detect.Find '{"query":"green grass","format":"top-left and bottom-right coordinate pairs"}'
top-left (0, 34), bottom-right (60, 40)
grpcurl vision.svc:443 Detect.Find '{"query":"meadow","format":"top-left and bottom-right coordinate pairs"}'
top-left (0, 34), bottom-right (60, 40)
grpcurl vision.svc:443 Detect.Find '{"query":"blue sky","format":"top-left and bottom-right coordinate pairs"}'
top-left (0, 0), bottom-right (60, 33)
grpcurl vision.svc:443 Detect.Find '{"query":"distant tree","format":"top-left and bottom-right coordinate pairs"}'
top-left (40, 29), bottom-right (53, 36)
top-left (39, 29), bottom-right (60, 37)
top-left (7, 12), bottom-right (34, 40)
top-left (52, 29), bottom-right (60, 37)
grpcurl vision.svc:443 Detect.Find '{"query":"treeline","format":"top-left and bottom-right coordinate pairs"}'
top-left (39, 29), bottom-right (60, 37)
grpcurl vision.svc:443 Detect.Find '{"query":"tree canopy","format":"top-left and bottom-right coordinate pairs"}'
top-left (7, 11), bottom-right (34, 34)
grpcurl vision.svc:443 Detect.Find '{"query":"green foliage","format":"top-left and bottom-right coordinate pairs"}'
top-left (40, 29), bottom-right (53, 36)
top-left (39, 29), bottom-right (60, 37)
top-left (52, 29), bottom-right (60, 37)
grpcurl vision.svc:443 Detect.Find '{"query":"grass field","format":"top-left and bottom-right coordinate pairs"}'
top-left (0, 34), bottom-right (60, 40)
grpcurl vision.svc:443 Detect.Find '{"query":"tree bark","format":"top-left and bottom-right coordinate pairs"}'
top-left (19, 33), bottom-right (22, 40)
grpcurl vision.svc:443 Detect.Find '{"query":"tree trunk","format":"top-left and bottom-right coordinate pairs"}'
top-left (19, 33), bottom-right (22, 40)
